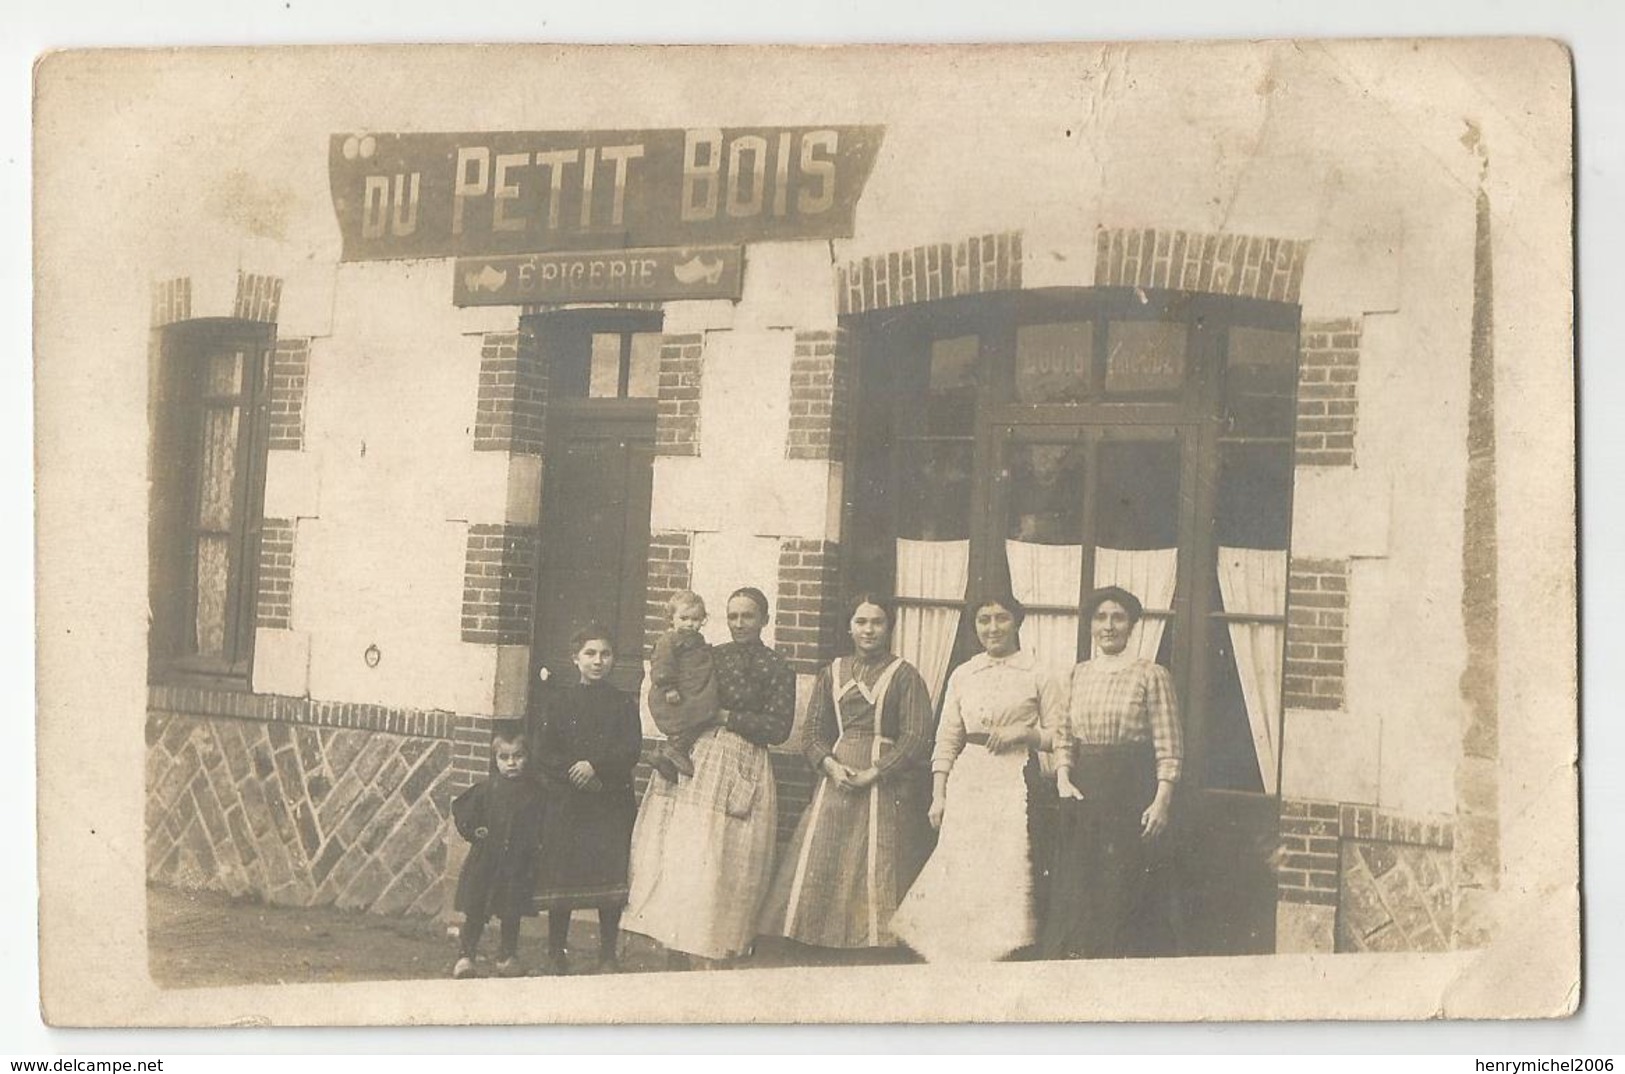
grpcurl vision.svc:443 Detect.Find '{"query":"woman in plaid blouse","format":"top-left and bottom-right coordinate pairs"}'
top-left (1039, 584), bottom-right (1183, 959)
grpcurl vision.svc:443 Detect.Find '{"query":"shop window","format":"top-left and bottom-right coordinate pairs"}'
top-left (586, 329), bottom-right (663, 399)
top-left (845, 288), bottom-right (1299, 792)
top-left (149, 321), bottom-right (273, 683)
top-left (542, 309), bottom-right (664, 401)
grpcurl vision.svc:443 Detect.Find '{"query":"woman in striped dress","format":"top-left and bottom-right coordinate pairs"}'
top-left (757, 594), bottom-right (935, 952)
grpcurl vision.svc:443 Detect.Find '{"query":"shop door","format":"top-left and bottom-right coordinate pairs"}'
top-left (531, 399), bottom-right (656, 695)
top-left (989, 418), bottom-right (1279, 957)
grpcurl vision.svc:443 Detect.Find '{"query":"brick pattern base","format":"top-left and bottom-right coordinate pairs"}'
top-left (1337, 841), bottom-right (1454, 952)
top-left (146, 711), bottom-right (453, 915)
top-left (1284, 557), bottom-right (1348, 710)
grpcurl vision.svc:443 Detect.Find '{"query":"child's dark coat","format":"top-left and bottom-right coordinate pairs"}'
top-left (452, 774), bottom-right (545, 922)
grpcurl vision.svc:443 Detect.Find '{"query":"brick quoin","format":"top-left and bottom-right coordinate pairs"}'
top-left (460, 524), bottom-right (538, 646)
top-left (775, 538), bottom-right (841, 674)
top-left (256, 518), bottom-right (296, 629)
top-left (473, 327), bottom-right (549, 455)
top-left (1277, 798), bottom-right (1342, 905)
top-left (1095, 227), bottom-right (1308, 303)
top-left (267, 338), bottom-right (310, 451)
top-left (838, 231), bottom-right (1023, 315)
top-left (1284, 557), bottom-right (1349, 710)
top-left (656, 334), bottom-right (703, 456)
top-left (787, 330), bottom-right (851, 462)
top-left (1296, 317), bottom-right (1362, 467)
top-left (643, 531), bottom-right (694, 659)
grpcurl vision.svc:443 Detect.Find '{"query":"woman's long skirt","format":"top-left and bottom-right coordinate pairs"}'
top-left (623, 727), bottom-right (779, 960)
top-left (1038, 744), bottom-right (1161, 960)
top-left (890, 743), bottom-right (1034, 962)
top-left (757, 732), bottom-right (931, 950)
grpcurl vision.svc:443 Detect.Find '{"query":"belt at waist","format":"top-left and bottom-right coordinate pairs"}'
top-left (964, 731), bottom-right (990, 746)
top-left (1070, 742), bottom-right (1153, 757)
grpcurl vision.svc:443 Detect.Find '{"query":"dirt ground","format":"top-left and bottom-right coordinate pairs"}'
top-left (147, 884), bottom-right (914, 988)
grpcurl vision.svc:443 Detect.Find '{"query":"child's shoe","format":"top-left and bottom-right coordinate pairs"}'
top-left (494, 956), bottom-right (524, 978)
top-left (452, 956), bottom-right (476, 979)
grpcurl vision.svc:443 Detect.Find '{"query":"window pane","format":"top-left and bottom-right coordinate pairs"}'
top-left (1216, 443), bottom-right (1292, 549)
top-left (626, 332), bottom-right (662, 398)
top-left (197, 407), bottom-right (240, 531)
top-left (927, 336), bottom-right (978, 435)
top-left (194, 534), bottom-right (231, 658)
top-left (1227, 326), bottom-right (1297, 436)
top-left (587, 332), bottom-right (622, 398)
top-left (1106, 321), bottom-right (1187, 394)
top-left (1016, 321), bottom-right (1094, 403)
top-left (898, 439), bottom-right (973, 541)
top-left (1095, 438), bottom-right (1181, 548)
top-left (202, 349), bottom-right (243, 396)
top-left (1006, 442), bottom-right (1085, 544)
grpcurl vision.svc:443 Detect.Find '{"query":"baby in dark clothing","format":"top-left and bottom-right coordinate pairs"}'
top-left (451, 729), bottom-right (543, 978)
top-left (647, 590), bottom-right (719, 782)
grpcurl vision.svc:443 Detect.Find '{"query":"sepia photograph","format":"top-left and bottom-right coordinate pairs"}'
top-left (33, 36), bottom-right (1578, 1027)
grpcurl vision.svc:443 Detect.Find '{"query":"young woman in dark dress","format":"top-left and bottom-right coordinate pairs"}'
top-left (530, 623), bottom-right (643, 975)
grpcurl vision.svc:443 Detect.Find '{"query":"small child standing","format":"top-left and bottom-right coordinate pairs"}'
top-left (647, 590), bottom-right (720, 781)
top-left (450, 728), bottom-right (544, 979)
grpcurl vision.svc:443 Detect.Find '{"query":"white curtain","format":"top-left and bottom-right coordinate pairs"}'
top-left (893, 539), bottom-right (971, 706)
top-left (1216, 546), bottom-right (1288, 795)
top-left (1004, 540), bottom-right (1084, 684)
top-left (1093, 547), bottom-right (1178, 660)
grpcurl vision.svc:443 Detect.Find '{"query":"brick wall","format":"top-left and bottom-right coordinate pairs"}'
top-left (838, 231), bottom-right (1022, 316)
top-left (146, 707), bottom-right (454, 914)
top-left (151, 277), bottom-right (192, 327)
top-left (643, 531), bottom-right (694, 659)
top-left (1284, 557), bottom-right (1348, 710)
top-left (1277, 799), bottom-right (1341, 906)
top-left (787, 330), bottom-right (850, 461)
top-left (232, 272), bottom-right (284, 324)
top-left (460, 523), bottom-right (539, 645)
top-left (775, 538), bottom-right (841, 673)
top-left (1296, 318), bottom-right (1361, 467)
top-left (473, 328), bottom-right (549, 455)
top-left (1094, 227), bottom-right (1308, 303)
top-left (656, 334), bottom-right (704, 456)
top-left (256, 518), bottom-right (295, 629)
top-left (267, 338), bottom-right (309, 451)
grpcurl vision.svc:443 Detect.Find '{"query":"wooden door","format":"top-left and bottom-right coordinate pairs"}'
top-left (530, 400), bottom-right (656, 695)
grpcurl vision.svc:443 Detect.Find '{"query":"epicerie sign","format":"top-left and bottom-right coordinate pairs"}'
top-left (452, 246), bottom-right (745, 306)
top-left (329, 127), bottom-right (884, 262)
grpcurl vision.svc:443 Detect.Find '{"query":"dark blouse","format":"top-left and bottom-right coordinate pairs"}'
top-left (532, 680), bottom-right (642, 793)
top-left (714, 639), bottom-right (797, 748)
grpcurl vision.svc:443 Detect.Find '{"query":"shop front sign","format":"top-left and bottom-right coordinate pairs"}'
top-left (451, 245), bottom-right (744, 306)
top-left (330, 126), bottom-right (884, 262)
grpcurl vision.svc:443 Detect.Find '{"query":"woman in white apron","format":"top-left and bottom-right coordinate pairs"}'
top-left (892, 593), bottom-right (1061, 962)
top-left (758, 594), bottom-right (934, 951)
